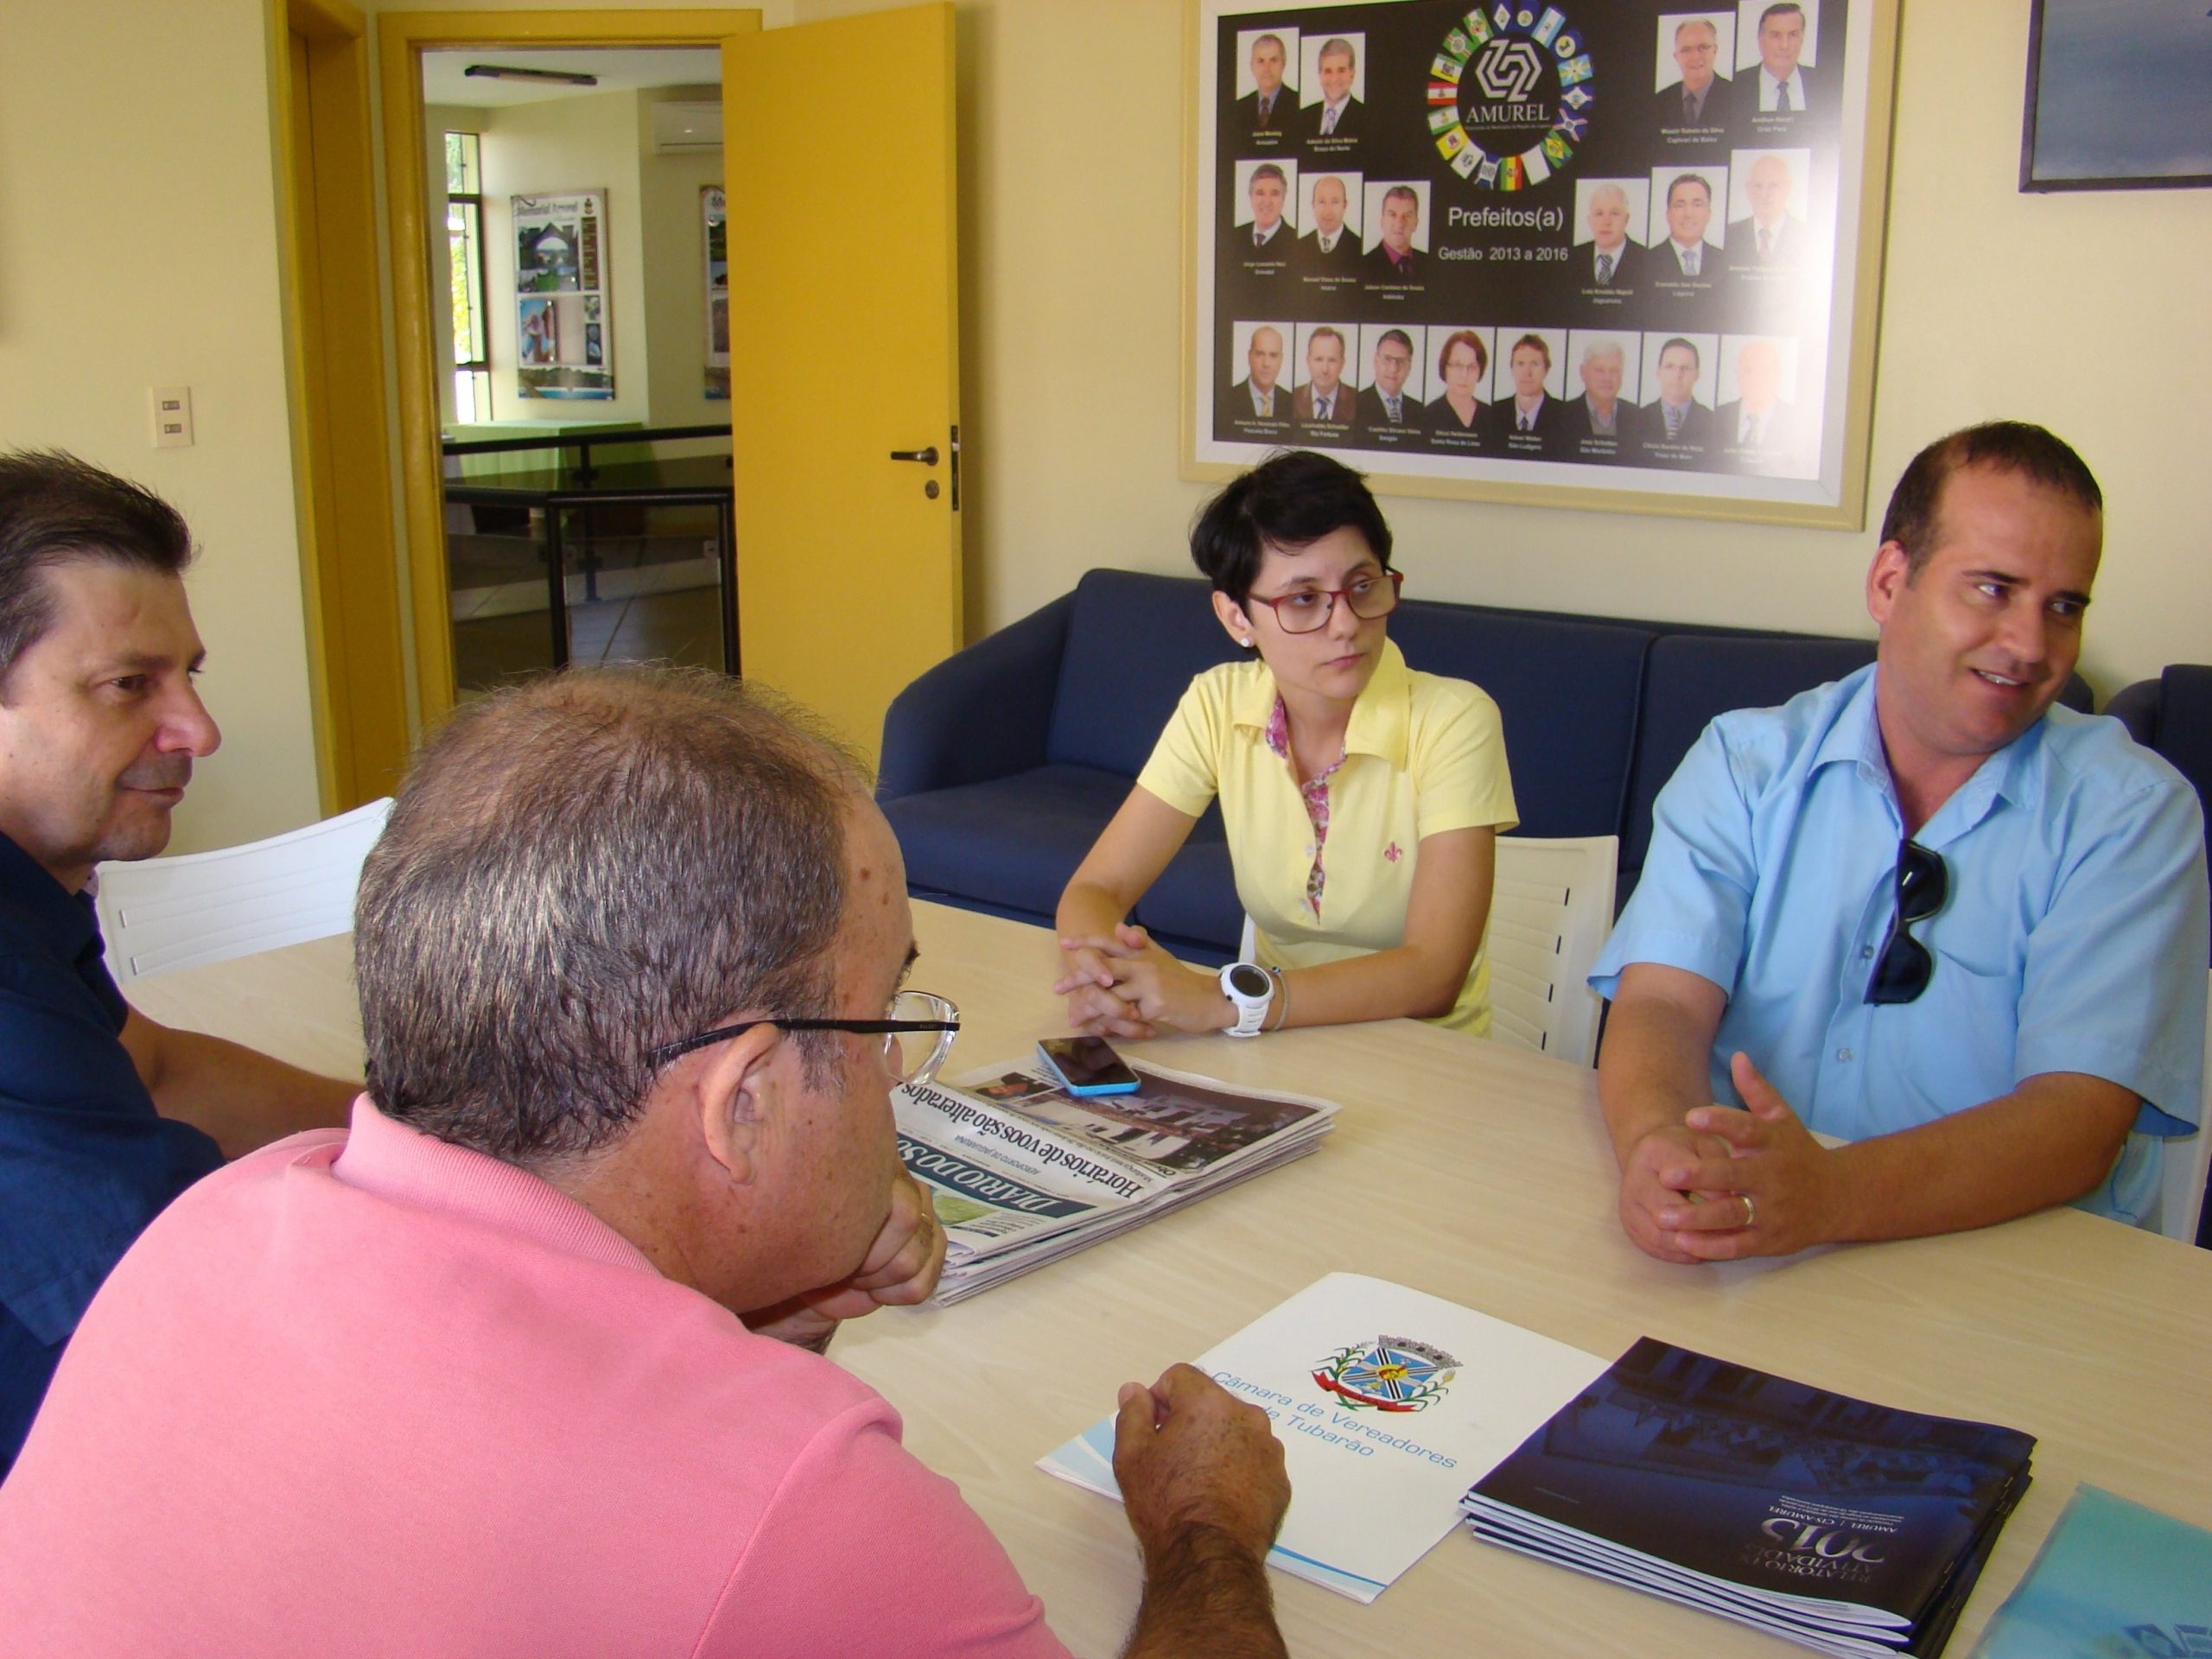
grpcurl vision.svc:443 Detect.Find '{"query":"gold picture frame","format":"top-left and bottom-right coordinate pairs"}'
top-left (1180, 0), bottom-right (1902, 530)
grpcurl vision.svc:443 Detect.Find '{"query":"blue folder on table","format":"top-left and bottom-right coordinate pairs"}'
top-left (1970, 1484), bottom-right (2211, 1657)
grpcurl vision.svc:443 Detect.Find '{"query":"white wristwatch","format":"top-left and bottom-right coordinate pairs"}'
top-left (1219, 961), bottom-right (1274, 1038)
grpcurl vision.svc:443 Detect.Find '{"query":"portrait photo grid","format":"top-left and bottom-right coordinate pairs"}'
top-left (1205, 1), bottom-right (1864, 501)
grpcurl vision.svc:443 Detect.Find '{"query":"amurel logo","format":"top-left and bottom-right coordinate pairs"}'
top-left (1312, 1335), bottom-right (1461, 1413)
top-left (1471, 36), bottom-right (1545, 102)
top-left (1426, 4), bottom-right (1595, 191)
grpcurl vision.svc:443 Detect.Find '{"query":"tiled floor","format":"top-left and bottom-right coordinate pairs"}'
top-left (450, 529), bottom-right (732, 693)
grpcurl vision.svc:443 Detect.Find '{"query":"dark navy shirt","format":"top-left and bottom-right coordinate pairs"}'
top-left (0, 830), bottom-right (223, 1475)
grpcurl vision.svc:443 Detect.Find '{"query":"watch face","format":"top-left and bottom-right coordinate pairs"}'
top-left (1226, 963), bottom-right (1272, 1000)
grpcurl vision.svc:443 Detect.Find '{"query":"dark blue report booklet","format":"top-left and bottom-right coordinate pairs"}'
top-left (1461, 1338), bottom-right (2035, 1658)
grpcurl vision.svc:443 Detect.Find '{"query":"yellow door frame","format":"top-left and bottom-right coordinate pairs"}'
top-left (376, 9), bottom-right (760, 728)
top-left (269, 0), bottom-right (410, 810)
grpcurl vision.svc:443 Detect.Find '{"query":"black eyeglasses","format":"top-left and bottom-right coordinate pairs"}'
top-left (1245, 569), bottom-right (1402, 634)
top-left (646, 990), bottom-right (960, 1083)
top-left (1865, 841), bottom-right (1948, 1005)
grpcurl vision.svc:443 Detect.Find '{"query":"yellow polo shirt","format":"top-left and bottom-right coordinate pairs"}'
top-left (1135, 639), bottom-right (1517, 1034)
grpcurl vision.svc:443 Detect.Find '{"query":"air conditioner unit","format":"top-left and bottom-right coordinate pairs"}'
top-left (651, 100), bottom-right (722, 154)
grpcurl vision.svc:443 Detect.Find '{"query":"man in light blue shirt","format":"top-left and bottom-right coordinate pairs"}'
top-left (1592, 423), bottom-right (2209, 1262)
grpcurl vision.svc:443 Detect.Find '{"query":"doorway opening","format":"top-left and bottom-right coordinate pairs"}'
top-left (423, 44), bottom-right (734, 695)
top-left (378, 12), bottom-right (758, 722)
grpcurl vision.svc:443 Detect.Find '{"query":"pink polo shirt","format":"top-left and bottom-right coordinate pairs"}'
top-left (0, 1100), bottom-right (1071, 1658)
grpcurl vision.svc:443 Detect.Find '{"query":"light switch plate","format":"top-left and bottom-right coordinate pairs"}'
top-left (151, 386), bottom-right (194, 448)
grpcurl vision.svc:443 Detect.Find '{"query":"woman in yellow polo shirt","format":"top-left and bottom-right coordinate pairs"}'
top-left (1054, 450), bottom-right (1517, 1039)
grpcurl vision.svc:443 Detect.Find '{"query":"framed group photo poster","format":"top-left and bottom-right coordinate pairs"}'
top-left (1186, 1), bottom-right (1902, 527)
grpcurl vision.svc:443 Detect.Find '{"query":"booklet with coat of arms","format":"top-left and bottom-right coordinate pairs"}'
top-left (1461, 1337), bottom-right (2037, 1658)
top-left (895, 1058), bottom-right (1338, 1303)
top-left (1967, 1484), bottom-right (2212, 1659)
top-left (1034, 1273), bottom-right (1612, 1603)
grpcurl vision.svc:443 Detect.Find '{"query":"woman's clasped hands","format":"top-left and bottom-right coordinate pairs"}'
top-left (1054, 924), bottom-right (1231, 1039)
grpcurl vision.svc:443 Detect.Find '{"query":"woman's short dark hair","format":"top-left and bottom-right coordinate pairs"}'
top-left (1189, 449), bottom-right (1393, 606)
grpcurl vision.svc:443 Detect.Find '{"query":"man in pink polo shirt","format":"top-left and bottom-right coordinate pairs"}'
top-left (0, 667), bottom-right (1293, 1657)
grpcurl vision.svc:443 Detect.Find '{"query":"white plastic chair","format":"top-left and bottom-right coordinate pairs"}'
top-left (1484, 834), bottom-right (1619, 1067)
top-left (2153, 972), bottom-right (2212, 1243)
top-left (1236, 833), bottom-right (1619, 1066)
top-left (95, 797), bottom-right (393, 984)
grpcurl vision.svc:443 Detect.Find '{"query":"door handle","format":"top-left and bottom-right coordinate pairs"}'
top-left (889, 446), bottom-right (939, 466)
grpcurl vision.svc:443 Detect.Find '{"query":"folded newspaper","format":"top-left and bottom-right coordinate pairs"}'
top-left (894, 1058), bottom-right (1338, 1302)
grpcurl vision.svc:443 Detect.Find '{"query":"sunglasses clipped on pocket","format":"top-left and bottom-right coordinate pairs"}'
top-left (1865, 839), bottom-right (1948, 1005)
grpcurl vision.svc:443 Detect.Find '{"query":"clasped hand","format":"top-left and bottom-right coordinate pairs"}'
top-left (1621, 1052), bottom-right (1835, 1262)
top-left (1055, 923), bottom-right (1226, 1039)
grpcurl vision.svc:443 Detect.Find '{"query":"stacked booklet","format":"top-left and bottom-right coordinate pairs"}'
top-left (1037, 1274), bottom-right (1614, 1602)
top-left (1461, 1337), bottom-right (2037, 1658)
top-left (894, 1058), bottom-right (1337, 1303)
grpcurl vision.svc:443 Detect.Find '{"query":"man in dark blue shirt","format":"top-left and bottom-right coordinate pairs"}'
top-left (0, 452), bottom-right (358, 1472)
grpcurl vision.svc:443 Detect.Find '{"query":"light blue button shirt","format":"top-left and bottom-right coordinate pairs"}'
top-left (1592, 666), bottom-right (2209, 1224)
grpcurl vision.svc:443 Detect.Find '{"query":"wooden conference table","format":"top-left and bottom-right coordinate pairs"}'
top-left (130, 901), bottom-right (2212, 1658)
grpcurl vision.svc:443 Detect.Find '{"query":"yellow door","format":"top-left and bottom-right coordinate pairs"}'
top-left (722, 3), bottom-right (961, 764)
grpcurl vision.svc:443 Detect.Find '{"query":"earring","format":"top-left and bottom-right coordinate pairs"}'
top-left (1238, 636), bottom-right (1255, 647)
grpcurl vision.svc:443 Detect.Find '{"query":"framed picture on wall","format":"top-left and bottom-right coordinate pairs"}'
top-left (2019, 0), bottom-right (2212, 193)
top-left (512, 190), bottom-right (613, 401)
top-left (1185, 1), bottom-right (1904, 529)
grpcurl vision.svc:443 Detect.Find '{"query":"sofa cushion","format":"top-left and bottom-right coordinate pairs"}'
top-left (1389, 601), bottom-right (1653, 840)
top-left (1048, 571), bottom-right (1240, 776)
top-left (2107, 667), bottom-right (2212, 923)
top-left (886, 760), bottom-right (1242, 961)
top-left (2148, 666), bottom-right (2212, 828)
top-left (1622, 632), bottom-right (1878, 876)
top-left (1132, 833), bottom-right (1241, 963)
top-left (886, 764), bottom-right (1139, 921)
top-left (878, 593), bottom-right (1069, 800)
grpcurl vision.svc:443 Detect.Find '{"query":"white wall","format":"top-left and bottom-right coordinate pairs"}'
top-left (0, 0), bottom-right (323, 853)
top-left (797, 0), bottom-right (2211, 697)
top-left (637, 87), bottom-right (732, 430)
top-left (3, 0), bottom-right (2202, 860)
top-left (480, 87), bottom-right (652, 422)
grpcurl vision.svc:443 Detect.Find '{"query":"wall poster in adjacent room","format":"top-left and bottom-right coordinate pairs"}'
top-left (702, 186), bottom-right (731, 400)
top-left (1188, 1), bottom-right (1900, 527)
top-left (512, 190), bottom-right (613, 401)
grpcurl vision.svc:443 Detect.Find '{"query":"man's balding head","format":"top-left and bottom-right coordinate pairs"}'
top-left (356, 666), bottom-right (864, 1165)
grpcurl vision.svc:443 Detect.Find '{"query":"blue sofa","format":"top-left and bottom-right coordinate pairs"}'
top-left (2107, 664), bottom-right (2212, 1252)
top-left (2107, 665), bottom-right (2212, 919)
top-left (878, 569), bottom-right (2093, 963)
